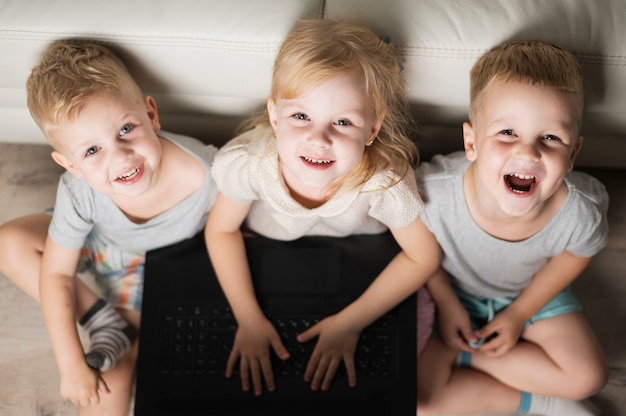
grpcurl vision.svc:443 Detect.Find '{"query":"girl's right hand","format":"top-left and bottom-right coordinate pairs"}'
top-left (226, 316), bottom-right (290, 396)
top-left (59, 363), bottom-right (110, 406)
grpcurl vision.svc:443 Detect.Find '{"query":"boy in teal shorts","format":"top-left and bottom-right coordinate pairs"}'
top-left (415, 40), bottom-right (609, 415)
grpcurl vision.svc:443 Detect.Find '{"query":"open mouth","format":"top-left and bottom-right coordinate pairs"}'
top-left (505, 173), bottom-right (537, 193)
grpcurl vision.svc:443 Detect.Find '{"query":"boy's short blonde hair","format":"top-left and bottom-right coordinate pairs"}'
top-left (250, 18), bottom-right (419, 189)
top-left (469, 40), bottom-right (584, 127)
top-left (26, 40), bottom-right (144, 135)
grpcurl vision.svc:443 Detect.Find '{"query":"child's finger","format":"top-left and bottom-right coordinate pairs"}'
top-left (97, 372), bottom-right (110, 394)
top-left (269, 334), bottom-right (290, 361)
top-left (296, 322), bottom-right (321, 343)
top-left (260, 357), bottom-right (276, 393)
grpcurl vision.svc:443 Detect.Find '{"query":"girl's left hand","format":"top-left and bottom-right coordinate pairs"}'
top-left (296, 314), bottom-right (360, 391)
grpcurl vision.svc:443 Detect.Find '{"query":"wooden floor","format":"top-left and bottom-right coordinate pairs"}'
top-left (0, 143), bottom-right (624, 415)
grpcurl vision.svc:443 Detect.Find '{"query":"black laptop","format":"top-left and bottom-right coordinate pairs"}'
top-left (134, 231), bottom-right (417, 416)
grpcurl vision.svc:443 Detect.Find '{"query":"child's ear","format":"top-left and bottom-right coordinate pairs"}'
top-left (369, 118), bottom-right (383, 143)
top-left (567, 135), bottom-right (584, 171)
top-left (144, 96), bottom-right (161, 133)
top-left (462, 122), bottom-right (477, 161)
top-left (51, 151), bottom-right (82, 178)
top-left (267, 98), bottom-right (278, 131)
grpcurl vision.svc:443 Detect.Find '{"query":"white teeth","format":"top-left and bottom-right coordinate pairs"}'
top-left (118, 167), bottom-right (139, 180)
top-left (303, 157), bottom-right (332, 165)
top-left (511, 173), bottom-right (535, 180)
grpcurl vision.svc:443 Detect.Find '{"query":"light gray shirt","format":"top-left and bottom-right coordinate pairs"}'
top-left (415, 151), bottom-right (609, 299)
top-left (48, 131), bottom-right (218, 252)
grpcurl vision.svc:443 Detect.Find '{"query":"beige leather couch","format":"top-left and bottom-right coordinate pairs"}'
top-left (1, 2), bottom-right (625, 415)
top-left (1, 0), bottom-right (624, 168)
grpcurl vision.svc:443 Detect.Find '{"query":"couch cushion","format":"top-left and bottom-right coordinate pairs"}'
top-left (0, 0), bottom-right (324, 146)
top-left (327, 0), bottom-right (626, 168)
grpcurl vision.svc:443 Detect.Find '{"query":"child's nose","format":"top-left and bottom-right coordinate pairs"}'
top-left (514, 141), bottom-right (540, 162)
top-left (307, 126), bottom-right (332, 148)
top-left (112, 141), bottom-right (134, 160)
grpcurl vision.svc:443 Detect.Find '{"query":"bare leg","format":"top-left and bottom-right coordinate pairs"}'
top-left (417, 337), bottom-right (521, 414)
top-left (0, 214), bottom-right (137, 371)
top-left (78, 309), bottom-right (141, 416)
top-left (0, 214), bottom-right (99, 314)
top-left (469, 313), bottom-right (608, 399)
top-left (418, 328), bottom-right (605, 415)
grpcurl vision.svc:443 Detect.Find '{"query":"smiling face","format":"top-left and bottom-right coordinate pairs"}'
top-left (463, 79), bottom-right (583, 220)
top-left (47, 92), bottom-right (162, 199)
top-left (267, 70), bottom-right (381, 205)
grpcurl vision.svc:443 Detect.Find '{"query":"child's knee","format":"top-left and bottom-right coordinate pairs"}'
top-left (0, 216), bottom-right (48, 257)
top-left (583, 362), bottom-right (609, 398)
top-left (416, 394), bottom-right (438, 416)
top-left (565, 360), bottom-right (609, 400)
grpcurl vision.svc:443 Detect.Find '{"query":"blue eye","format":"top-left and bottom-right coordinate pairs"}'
top-left (120, 124), bottom-right (133, 135)
top-left (335, 119), bottom-right (351, 126)
top-left (85, 146), bottom-right (98, 156)
top-left (501, 129), bottom-right (514, 136)
top-left (294, 113), bottom-right (308, 121)
top-left (544, 134), bottom-right (560, 142)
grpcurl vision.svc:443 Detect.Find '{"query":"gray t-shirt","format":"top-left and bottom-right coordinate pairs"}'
top-left (48, 131), bottom-right (218, 252)
top-left (415, 151), bottom-right (609, 299)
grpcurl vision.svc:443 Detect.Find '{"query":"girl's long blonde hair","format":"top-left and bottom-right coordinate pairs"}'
top-left (243, 18), bottom-right (419, 191)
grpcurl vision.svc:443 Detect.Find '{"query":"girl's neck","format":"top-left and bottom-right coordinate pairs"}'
top-left (285, 182), bottom-right (335, 209)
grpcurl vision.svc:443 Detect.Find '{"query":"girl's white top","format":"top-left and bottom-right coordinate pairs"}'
top-left (211, 125), bottom-right (424, 240)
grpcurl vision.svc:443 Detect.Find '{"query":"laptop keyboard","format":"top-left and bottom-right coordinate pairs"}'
top-left (158, 303), bottom-right (395, 378)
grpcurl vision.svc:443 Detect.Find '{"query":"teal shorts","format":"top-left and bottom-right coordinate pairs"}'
top-left (432, 286), bottom-right (582, 344)
top-left (456, 285), bottom-right (582, 331)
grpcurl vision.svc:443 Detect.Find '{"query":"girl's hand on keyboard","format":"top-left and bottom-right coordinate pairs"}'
top-left (227, 316), bottom-right (290, 396)
top-left (298, 314), bottom-right (360, 391)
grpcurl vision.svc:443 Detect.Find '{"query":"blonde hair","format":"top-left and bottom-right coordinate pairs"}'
top-left (26, 40), bottom-right (144, 135)
top-left (244, 18), bottom-right (418, 190)
top-left (469, 40), bottom-right (584, 126)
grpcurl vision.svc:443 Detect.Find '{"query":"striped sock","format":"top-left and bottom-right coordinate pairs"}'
top-left (79, 298), bottom-right (135, 372)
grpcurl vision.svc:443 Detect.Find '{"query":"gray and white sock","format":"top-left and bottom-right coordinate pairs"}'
top-left (79, 298), bottom-right (135, 372)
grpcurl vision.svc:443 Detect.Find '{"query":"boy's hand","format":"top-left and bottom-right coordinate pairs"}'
top-left (475, 308), bottom-right (525, 356)
top-left (436, 298), bottom-right (476, 352)
top-left (59, 363), bottom-right (110, 406)
top-left (297, 314), bottom-right (360, 391)
top-left (227, 316), bottom-right (290, 396)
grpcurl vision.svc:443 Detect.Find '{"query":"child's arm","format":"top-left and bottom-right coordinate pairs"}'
top-left (298, 217), bottom-right (441, 391)
top-left (476, 250), bottom-right (592, 356)
top-left (426, 268), bottom-right (477, 352)
top-left (39, 237), bottom-right (109, 406)
top-left (204, 192), bottom-right (289, 396)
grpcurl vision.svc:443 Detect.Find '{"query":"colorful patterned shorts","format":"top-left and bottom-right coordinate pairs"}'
top-left (77, 229), bottom-right (145, 311)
